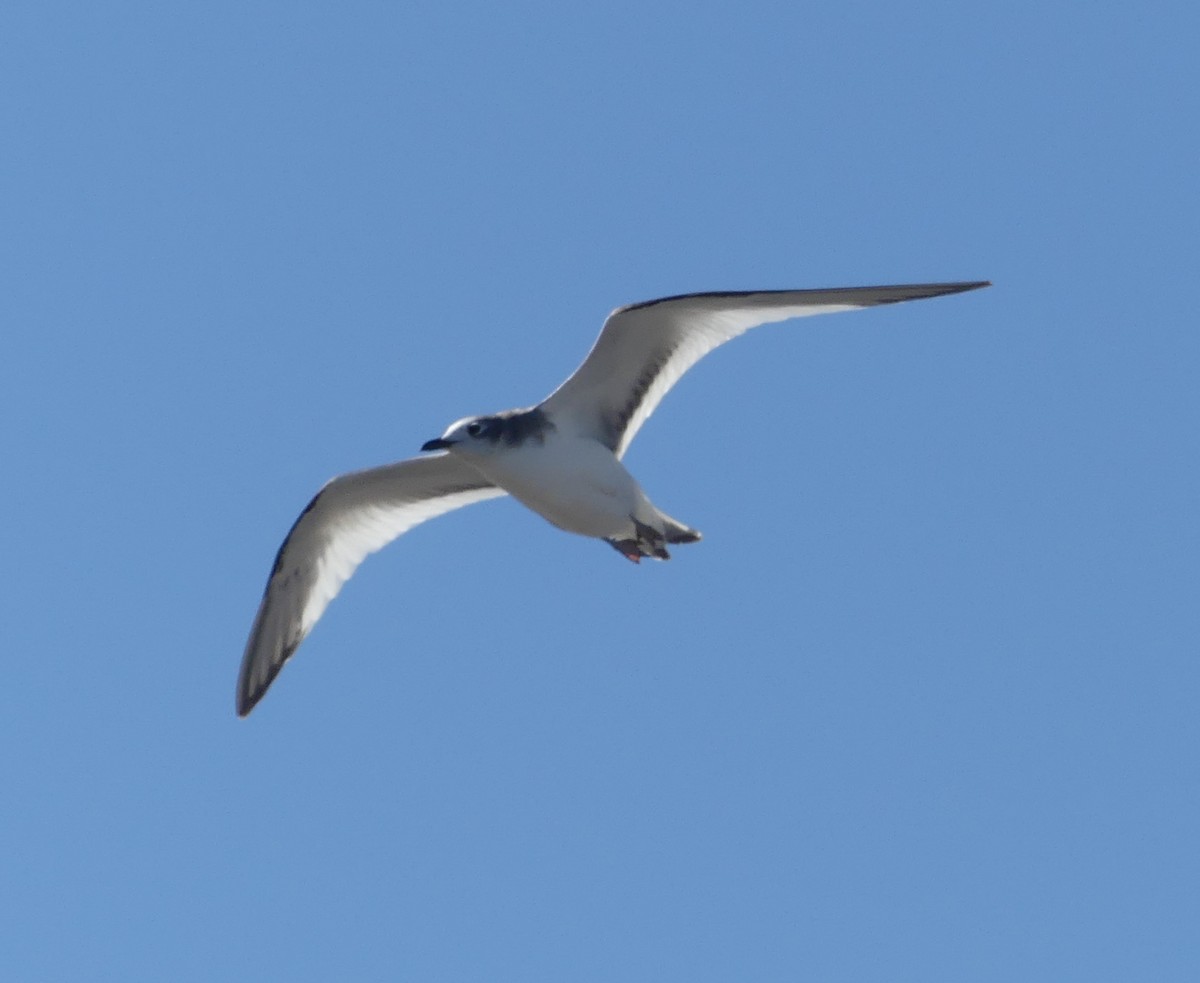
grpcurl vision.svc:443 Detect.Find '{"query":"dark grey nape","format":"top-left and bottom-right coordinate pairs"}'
top-left (476, 407), bottom-right (555, 446)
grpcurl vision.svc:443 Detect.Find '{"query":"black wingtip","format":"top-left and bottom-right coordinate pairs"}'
top-left (618, 280), bottom-right (992, 314)
top-left (235, 665), bottom-right (282, 718)
top-left (236, 684), bottom-right (261, 718)
top-left (236, 679), bottom-right (274, 718)
top-left (235, 638), bottom-right (298, 718)
top-left (874, 280), bottom-right (992, 304)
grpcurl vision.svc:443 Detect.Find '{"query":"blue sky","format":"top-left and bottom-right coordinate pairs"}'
top-left (4, 1), bottom-right (1197, 980)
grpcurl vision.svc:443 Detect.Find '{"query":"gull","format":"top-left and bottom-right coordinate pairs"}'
top-left (237, 280), bottom-right (989, 715)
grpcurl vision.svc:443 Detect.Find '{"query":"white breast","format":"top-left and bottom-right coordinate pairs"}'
top-left (469, 432), bottom-right (645, 539)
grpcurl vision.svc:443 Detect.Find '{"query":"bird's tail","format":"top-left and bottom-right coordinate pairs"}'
top-left (661, 516), bottom-right (702, 545)
top-left (606, 513), bottom-right (702, 564)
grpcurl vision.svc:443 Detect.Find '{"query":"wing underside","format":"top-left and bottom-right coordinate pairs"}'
top-left (540, 281), bottom-right (989, 456)
top-left (237, 454), bottom-right (504, 716)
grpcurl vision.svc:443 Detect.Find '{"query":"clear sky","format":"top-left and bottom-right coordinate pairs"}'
top-left (4, 1), bottom-right (1197, 980)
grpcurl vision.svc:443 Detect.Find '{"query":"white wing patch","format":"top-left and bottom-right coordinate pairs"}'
top-left (237, 455), bottom-right (504, 716)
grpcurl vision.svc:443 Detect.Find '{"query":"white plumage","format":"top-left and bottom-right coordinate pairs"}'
top-left (238, 281), bottom-right (989, 715)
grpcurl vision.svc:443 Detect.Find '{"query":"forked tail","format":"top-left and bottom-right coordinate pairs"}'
top-left (606, 514), bottom-right (702, 563)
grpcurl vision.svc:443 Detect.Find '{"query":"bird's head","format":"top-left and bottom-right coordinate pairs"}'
top-left (420, 415), bottom-right (501, 455)
top-left (422, 407), bottom-right (551, 455)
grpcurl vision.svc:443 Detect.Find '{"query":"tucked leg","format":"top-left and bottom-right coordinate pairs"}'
top-left (606, 538), bottom-right (644, 563)
top-left (631, 517), bottom-right (671, 560)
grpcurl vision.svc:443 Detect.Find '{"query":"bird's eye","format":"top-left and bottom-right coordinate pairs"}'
top-left (466, 421), bottom-right (485, 438)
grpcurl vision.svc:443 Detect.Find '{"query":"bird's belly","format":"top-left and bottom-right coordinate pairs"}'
top-left (477, 441), bottom-right (641, 539)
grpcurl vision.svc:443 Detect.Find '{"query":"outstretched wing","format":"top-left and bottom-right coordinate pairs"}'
top-left (237, 454), bottom-right (504, 716)
top-left (541, 281), bottom-right (989, 457)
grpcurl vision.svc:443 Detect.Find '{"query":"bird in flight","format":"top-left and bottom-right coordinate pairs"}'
top-left (237, 280), bottom-right (989, 715)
